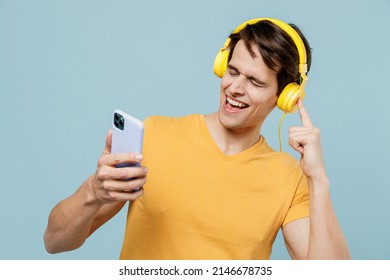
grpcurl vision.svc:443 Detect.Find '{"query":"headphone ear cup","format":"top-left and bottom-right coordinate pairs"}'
top-left (277, 82), bottom-right (304, 113)
top-left (213, 48), bottom-right (230, 78)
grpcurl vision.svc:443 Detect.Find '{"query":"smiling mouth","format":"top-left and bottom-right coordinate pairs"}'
top-left (226, 96), bottom-right (249, 109)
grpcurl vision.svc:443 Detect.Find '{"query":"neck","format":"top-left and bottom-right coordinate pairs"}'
top-left (205, 112), bottom-right (262, 156)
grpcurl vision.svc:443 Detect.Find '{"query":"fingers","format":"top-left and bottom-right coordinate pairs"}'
top-left (96, 169), bottom-right (146, 202)
top-left (97, 165), bottom-right (148, 181)
top-left (288, 128), bottom-right (305, 154)
top-left (288, 128), bottom-right (310, 154)
top-left (94, 164), bottom-right (148, 202)
top-left (99, 176), bottom-right (147, 192)
top-left (98, 152), bottom-right (143, 167)
top-left (290, 99), bottom-right (317, 154)
top-left (93, 151), bottom-right (148, 202)
top-left (288, 126), bottom-right (321, 154)
top-left (297, 99), bottom-right (313, 128)
top-left (101, 187), bottom-right (144, 202)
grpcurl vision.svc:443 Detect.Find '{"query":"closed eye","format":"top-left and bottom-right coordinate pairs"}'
top-left (227, 64), bottom-right (267, 87)
top-left (226, 64), bottom-right (239, 76)
top-left (249, 79), bottom-right (265, 88)
top-left (228, 68), bottom-right (239, 76)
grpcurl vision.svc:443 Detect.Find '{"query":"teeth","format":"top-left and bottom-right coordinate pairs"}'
top-left (227, 97), bottom-right (248, 108)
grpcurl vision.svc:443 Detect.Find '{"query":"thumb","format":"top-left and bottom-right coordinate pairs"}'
top-left (102, 129), bottom-right (112, 155)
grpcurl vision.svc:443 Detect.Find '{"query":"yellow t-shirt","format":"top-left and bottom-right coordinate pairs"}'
top-left (119, 114), bottom-right (309, 260)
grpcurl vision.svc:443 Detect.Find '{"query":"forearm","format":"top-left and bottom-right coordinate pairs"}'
top-left (307, 177), bottom-right (351, 259)
top-left (44, 175), bottom-right (103, 254)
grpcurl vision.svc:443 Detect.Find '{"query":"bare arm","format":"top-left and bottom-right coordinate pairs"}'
top-left (44, 130), bottom-right (147, 254)
top-left (282, 99), bottom-right (351, 259)
top-left (282, 181), bottom-right (351, 259)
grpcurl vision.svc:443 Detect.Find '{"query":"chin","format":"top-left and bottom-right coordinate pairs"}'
top-left (218, 111), bottom-right (244, 130)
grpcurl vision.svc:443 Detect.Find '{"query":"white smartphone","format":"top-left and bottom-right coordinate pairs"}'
top-left (111, 109), bottom-right (144, 170)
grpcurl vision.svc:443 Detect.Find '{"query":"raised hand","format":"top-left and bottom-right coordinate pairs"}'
top-left (90, 130), bottom-right (147, 203)
top-left (288, 99), bottom-right (327, 181)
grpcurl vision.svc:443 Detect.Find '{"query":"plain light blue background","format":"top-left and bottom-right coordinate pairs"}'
top-left (1, 0), bottom-right (389, 260)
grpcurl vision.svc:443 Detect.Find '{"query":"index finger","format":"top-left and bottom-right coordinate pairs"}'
top-left (297, 98), bottom-right (313, 128)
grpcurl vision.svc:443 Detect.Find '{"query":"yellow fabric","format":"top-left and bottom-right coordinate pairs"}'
top-left (119, 114), bottom-right (309, 260)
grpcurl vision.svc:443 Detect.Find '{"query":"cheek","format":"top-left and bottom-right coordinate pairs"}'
top-left (249, 92), bottom-right (278, 110)
top-left (220, 74), bottom-right (234, 92)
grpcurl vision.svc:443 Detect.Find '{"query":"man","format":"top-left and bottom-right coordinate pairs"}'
top-left (44, 18), bottom-right (351, 259)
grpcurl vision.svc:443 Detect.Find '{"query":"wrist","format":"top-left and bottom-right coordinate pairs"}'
top-left (305, 166), bottom-right (329, 186)
top-left (307, 175), bottom-right (329, 185)
top-left (307, 175), bottom-right (330, 195)
top-left (84, 175), bottom-right (105, 207)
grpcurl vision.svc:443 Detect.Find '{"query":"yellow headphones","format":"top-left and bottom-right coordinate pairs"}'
top-left (213, 18), bottom-right (308, 113)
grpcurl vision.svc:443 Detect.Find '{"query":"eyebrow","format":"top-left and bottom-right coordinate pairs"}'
top-left (227, 64), bottom-right (267, 86)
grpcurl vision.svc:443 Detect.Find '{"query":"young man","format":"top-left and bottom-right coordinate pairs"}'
top-left (44, 19), bottom-right (351, 259)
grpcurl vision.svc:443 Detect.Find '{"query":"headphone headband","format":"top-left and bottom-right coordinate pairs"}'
top-left (222, 18), bottom-right (307, 74)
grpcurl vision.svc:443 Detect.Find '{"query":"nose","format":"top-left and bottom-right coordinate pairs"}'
top-left (228, 75), bottom-right (246, 96)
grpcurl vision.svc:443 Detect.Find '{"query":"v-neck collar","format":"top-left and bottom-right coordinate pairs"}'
top-left (197, 114), bottom-right (267, 161)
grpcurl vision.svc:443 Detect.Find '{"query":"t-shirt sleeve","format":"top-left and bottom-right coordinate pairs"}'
top-left (282, 166), bottom-right (310, 226)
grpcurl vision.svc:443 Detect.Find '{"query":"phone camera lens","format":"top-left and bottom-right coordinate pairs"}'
top-left (114, 113), bottom-right (125, 130)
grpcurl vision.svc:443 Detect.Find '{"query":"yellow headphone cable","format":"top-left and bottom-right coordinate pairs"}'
top-left (278, 111), bottom-right (287, 152)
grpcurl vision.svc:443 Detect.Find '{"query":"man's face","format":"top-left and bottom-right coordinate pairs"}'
top-left (218, 40), bottom-right (279, 132)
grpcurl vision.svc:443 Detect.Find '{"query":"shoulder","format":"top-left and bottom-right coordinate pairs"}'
top-left (262, 139), bottom-right (300, 167)
top-left (141, 114), bottom-right (203, 156)
top-left (260, 141), bottom-right (304, 177)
